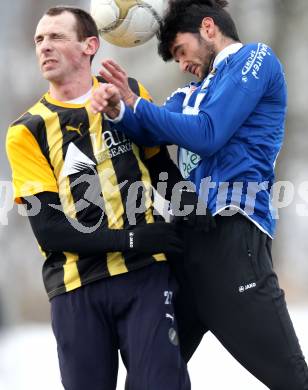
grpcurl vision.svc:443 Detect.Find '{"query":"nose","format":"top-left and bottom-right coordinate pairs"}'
top-left (178, 59), bottom-right (188, 73)
top-left (38, 37), bottom-right (53, 54)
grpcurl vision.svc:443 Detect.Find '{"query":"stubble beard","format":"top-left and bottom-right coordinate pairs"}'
top-left (198, 37), bottom-right (216, 80)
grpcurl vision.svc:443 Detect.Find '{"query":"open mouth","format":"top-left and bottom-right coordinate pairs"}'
top-left (42, 59), bottom-right (57, 67)
top-left (188, 64), bottom-right (199, 76)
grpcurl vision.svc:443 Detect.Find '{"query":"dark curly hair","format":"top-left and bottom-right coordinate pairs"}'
top-left (157, 0), bottom-right (240, 61)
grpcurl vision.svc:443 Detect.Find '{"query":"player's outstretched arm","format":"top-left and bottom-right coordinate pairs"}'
top-left (94, 60), bottom-right (241, 156)
top-left (97, 49), bottom-right (279, 157)
top-left (23, 192), bottom-right (184, 256)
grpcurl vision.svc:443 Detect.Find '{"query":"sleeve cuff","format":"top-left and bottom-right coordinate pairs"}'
top-left (105, 97), bottom-right (142, 122)
top-left (133, 97), bottom-right (142, 113)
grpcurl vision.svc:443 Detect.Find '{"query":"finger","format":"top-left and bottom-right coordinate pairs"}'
top-left (101, 61), bottom-right (119, 75)
top-left (91, 93), bottom-right (107, 108)
top-left (98, 69), bottom-right (113, 82)
top-left (90, 103), bottom-right (102, 114)
top-left (105, 84), bottom-right (117, 93)
top-left (90, 97), bottom-right (99, 108)
top-left (90, 101), bottom-right (105, 114)
top-left (100, 63), bottom-right (126, 84)
top-left (99, 69), bottom-right (125, 91)
top-left (91, 93), bottom-right (109, 108)
top-left (96, 83), bottom-right (114, 98)
top-left (105, 85), bottom-right (120, 100)
top-left (102, 59), bottom-right (126, 75)
top-left (94, 83), bottom-right (110, 95)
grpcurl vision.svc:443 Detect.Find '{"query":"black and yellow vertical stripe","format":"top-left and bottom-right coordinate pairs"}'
top-left (7, 76), bottom-right (166, 299)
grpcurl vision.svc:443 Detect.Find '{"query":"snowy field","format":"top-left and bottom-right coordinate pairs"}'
top-left (0, 307), bottom-right (307, 390)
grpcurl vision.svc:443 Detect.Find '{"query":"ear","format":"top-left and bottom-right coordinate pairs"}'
top-left (83, 36), bottom-right (100, 58)
top-left (199, 17), bottom-right (216, 40)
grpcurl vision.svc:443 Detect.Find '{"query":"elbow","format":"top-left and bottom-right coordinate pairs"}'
top-left (195, 113), bottom-right (225, 157)
top-left (192, 138), bottom-right (221, 158)
top-left (200, 143), bottom-right (222, 157)
top-left (33, 224), bottom-right (55, 252)
top-left (196, 144), bottom-right (218, 158)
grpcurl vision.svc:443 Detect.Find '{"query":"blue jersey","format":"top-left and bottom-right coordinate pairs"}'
top-left (117, 43), bottom-right (287, 237)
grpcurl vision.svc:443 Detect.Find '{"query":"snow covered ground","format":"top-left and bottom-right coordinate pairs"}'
top-left (0, 307), bottom-right (307, 390)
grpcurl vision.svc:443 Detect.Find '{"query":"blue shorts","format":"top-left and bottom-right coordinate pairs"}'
top-left (51, 262), bottom-right (190, 390)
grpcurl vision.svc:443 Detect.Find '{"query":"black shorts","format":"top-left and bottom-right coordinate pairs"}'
top-left (51, 262), bottom-right (190, 390)
top-left (170, 213), bottom-right (308, 389)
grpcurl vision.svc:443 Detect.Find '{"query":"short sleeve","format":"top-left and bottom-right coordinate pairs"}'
top-left (6, 124), bottom-right (58, 203)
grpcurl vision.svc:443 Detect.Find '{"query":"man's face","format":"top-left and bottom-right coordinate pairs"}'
top-left (171, 32), bottom-right (216, 80)
top-left (34, 12), bottom-right (86, 83)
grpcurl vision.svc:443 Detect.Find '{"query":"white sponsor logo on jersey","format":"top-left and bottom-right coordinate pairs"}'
top-left (242, 43), bottom-right (271, 81)
top-left (62, 143), bottom-right (96, 177)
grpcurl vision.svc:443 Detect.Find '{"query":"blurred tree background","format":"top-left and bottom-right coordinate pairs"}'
top-left (0, 0), bottom-right (307, 326)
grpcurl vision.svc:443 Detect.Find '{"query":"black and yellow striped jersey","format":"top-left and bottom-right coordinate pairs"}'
top-left (6, 76), bottom-right (166, 299)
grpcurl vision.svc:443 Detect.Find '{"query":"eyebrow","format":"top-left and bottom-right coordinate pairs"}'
top-left (172, 44), bottom-right (182, 60)
top-left (34, 33), bottom-right (42, 41)
top-left (34, 32), bottom-right (66, 42)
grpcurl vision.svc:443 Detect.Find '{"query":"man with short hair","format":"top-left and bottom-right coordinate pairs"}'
top-left (90, 0), bottom-right (308, 388)
top-left (6, 6), bottom-right (191, 390)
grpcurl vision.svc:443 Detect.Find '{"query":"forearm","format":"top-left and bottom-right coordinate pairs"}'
top-left (24, 193), bottom-right (128, 255)
top-left (120, 79), bottom-right (260, 157)
top-left (23, 192), bottom-right (184, 256)
top-left (123, 99), bottom-right (218, 156)
top-left (121, 100), bottom-right (213, 155)
top-left (107, 100), bottom-right (159, 146)
top-left (110, 121), bottom-right (158, 147)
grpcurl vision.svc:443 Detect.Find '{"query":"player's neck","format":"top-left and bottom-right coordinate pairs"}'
top-left (48, 73), bottom-right (93, 102)
top-left (216, 36), bottom-right (238, 55)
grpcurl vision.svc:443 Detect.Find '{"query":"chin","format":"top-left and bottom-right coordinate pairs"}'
top-left (200, 65), bottom-right (211, 79)
top-left (42, 70), bottom-right (60, 83)
top-left (199, 71), bottom-right (207, 80)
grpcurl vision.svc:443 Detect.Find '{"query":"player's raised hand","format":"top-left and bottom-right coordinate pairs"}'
top-left (99, 59), bottom-right (137, 107)
top-left (90, 83), bottom-right (121, 118)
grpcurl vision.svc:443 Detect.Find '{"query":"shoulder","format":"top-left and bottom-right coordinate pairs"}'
top-left (8, 99), bottom-right (45, 139)
top-left (9, 98), bottom-right (44, 128)
top-left (232, 43), bottom-right (280, 70)
top-left (7, 108), bottom-right (40, 147)
top-left (237, 43), bottom-right (274, 56)
top-left (226, 43), bottom-right (282, 88)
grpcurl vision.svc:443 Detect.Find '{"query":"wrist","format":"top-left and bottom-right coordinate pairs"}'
top-left (111, 229), bottom-right (131, 252)
top-left (123, 92), bottom-right (138, 108)
top-left (125, 230), bottom-right (136, 251)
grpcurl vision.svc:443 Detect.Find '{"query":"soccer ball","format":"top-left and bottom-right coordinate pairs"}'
top-left (90, 0), bottom-right (166, 47)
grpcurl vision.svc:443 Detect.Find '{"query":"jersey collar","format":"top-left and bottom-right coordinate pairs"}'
top-left (213, 42), bottom-right (243, 69)
top-left (44, 76), bottom-right (99, 108)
